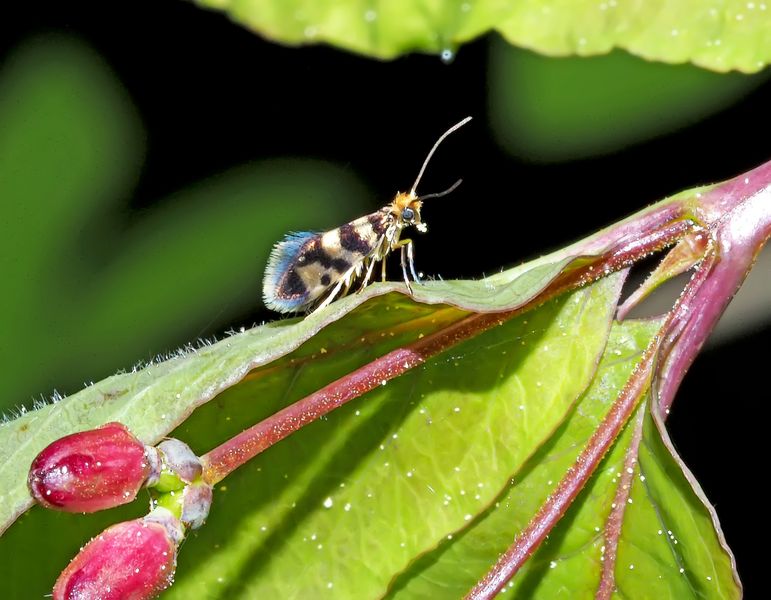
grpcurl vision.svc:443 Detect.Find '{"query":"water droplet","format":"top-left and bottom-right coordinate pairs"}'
top-left (440, 48), bottom-right (455, 64)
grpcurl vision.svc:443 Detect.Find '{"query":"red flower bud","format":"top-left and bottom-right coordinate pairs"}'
top-left (53, 508), bottom-right (183, 600)
top-left (28, 422), bottom-right (160, 512)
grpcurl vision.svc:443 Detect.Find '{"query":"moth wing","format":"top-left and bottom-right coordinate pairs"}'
top-left (263, 231), bottom-right (322, 313)
top-left (263, 213), bottom-right (387, 313)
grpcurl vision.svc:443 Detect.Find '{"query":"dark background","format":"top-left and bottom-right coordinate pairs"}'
top-left (3, 1), bottom-right (768, 596)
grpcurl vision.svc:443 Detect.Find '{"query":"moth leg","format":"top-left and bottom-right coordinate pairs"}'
top-left (343, 262), bottom-right (361, 295)
top-left (314, 264), bottom-right (358, 312)
top-left (381, 254), bottom-right (388, 282)
top-left (314, 278), bottom-right (346, 312)
top-left (394, 238), bottom-right (415, 294)
top-left (359, 257), bottom-right (377, 290)
top-left (406, 239), bottom-right (420, 282)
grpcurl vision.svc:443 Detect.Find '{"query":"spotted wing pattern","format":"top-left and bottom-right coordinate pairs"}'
top-left (263, 212), bottom-right (389, 313)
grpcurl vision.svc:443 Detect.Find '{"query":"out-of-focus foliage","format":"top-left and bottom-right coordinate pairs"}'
top-left (0, 36), bottom-right (369, 415)
top-left (195, 0), bottom-right (771, 72)
top-left (489, 43), bottom-right (768, 162)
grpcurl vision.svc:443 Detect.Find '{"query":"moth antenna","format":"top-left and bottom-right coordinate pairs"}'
top-left (410, 116), bottom-right (472, 196)
top-left (419, 178), bottom-right (463, 201)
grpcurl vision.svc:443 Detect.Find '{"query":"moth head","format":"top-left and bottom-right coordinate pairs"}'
top-left (391, 192), bottom-right (426, 232)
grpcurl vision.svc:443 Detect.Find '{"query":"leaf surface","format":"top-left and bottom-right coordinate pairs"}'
top-left (389, 320), bottom-right (740, 599)
top-left (0, 247), bottom-right (580, 535)
top-left (0, 272), bottom-right (621, 596)
top-left (164, 271), bottom-right (623, 598)
top-left (195, 0), bottom-right (771, 72)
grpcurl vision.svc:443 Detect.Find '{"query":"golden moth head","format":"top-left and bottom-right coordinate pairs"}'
top-left (391, 192), bottom-right (426, 233)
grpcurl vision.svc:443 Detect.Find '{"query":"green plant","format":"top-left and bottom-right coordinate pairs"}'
top-left (2, 3), bottom-right (769, 598)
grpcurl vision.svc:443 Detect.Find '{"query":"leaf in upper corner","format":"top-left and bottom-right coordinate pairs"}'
top-left (0, 272), bottom-right (624, 597)
top-left (489, 44), bottom-right (768, 162)
top-left (388, 319), bottom-right (740, 599)
top-left (194, 0), bottom-right (771, 72)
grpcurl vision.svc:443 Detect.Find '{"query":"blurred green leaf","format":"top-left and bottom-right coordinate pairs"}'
top-left (0, 36), bottom-right (369, 414)
top-left (489, 43), bottom-right (767, 162)
top-left (195, 0), bottom-right (771, 72)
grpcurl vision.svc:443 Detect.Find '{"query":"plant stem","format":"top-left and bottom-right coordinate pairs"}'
top-left (595, 407), bottom-right (646, 600)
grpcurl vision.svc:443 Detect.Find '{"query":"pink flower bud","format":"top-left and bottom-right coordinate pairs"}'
top-left (53, 508), bottom-right (183, 600)
top-left (28, 422), bottom-right (159, 512)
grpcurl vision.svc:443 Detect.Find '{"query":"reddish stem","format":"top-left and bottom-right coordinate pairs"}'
top-left (202, 310), bottom-right (510, 484)
top-left (656, 188), bottom-right (771, 415)
top-left (595, 407), bottom-right (646, 600)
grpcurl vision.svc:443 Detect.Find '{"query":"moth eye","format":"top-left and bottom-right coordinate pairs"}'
top-left (401, 207), bottom-right (415, 221)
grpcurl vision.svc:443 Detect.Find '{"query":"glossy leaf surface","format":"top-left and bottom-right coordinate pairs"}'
top-left (166, 271), bottom-right (621, 598)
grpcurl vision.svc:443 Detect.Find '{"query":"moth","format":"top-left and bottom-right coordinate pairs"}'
top-left (263, 117), bottom-right (471, 313)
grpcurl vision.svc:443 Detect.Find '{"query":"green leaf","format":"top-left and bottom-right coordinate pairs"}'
top-left (489, 44), bottom-right (768, 162)
top-left (0, 271), bottom-right (622, 595)
top-left (194, 0), bottom-right (771, 72)
top-left (168, 270), bottom-right (621, 599)
top-left (0, 240), bottom-right (590, 537)
top-left (615, 411), bottom-right (740, 598)
top-left (389, 320), bottom-right (740, 598)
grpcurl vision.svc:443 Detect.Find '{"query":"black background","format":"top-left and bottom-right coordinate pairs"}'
top-left (3, 1), bottom-right (768, 596)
